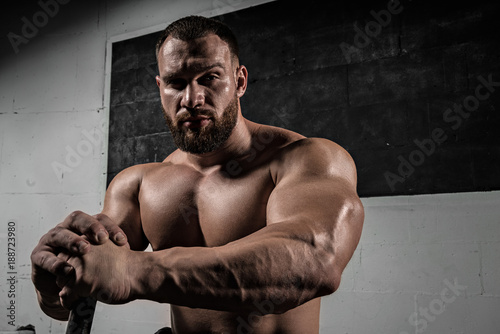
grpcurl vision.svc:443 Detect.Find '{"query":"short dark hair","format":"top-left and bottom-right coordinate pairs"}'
top-left (155, 16), bottom-right (239, 63)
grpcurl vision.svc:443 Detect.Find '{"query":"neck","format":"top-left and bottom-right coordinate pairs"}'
top-left (183, 115), bottom-right (254, 170)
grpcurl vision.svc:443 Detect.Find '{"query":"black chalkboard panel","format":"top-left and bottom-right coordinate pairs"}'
top-left (108, 0), bottom-right (500, 197)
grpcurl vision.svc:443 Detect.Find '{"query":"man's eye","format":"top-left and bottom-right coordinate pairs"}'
top-left (167, 79), bottom-right (185, 88)
top-left (202, 75), bottom-right (217, 82)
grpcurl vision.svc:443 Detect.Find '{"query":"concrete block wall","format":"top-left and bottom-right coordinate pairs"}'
top-left (0, 0), bottom-right (499, 333)
top-left (322, 192), bottom-right (500, 333)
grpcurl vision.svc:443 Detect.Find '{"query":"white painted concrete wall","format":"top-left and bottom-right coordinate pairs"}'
top-left (0, 0), bottom-right (499, 333)
top-left (322, 191), bottom-right (500, 334)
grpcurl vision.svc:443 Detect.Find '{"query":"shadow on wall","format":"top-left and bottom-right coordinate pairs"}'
top-left (0, 0), bottom-right (104, 67)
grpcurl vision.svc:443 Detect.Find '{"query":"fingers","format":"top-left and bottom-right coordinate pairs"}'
top-left (57, 251), bottom-right (71, 262)
top-left (93, 213), bottom-right (129, 247)
top-left (31, 247), bottom-right (74, 297)
top-left (62, 211), bottom-right (110, 245)
top-left (58, 257), bottom-right (92, 310)
top-left (31, 247), bottom-right (73, 276)
top-left (49, 211), bottom-right (128, 257)
top-left (55, 251), bottom-right (73, 288)
top-left (57, 256), bottom-right (83, 309)
top-left (33, 211), bottom-right (102, 262)
top-left (32, 210), bottom-right (129, 308)
top-left (31, 210), bottom-right (128, 309)
top-left (40, 228), bottom-right (90, 258)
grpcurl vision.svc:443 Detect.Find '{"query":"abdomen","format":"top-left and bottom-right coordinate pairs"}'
top-left (170, 298), bottom-right (321, 333)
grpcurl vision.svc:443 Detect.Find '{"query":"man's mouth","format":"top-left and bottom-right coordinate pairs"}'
top-left (181, 116), bottom-right (212, 129)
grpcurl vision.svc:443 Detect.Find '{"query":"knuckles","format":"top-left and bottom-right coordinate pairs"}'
top-left (93, 213), bottom-right (115, 231)
top-left (93, 212), bottom-right (107, 222)
top-left (48, 227), bottom-right (62, 240)
top-left (69, 210), bottom-right (85, 219)
top-left (65, 210), bottom-right (87, 228)
top-left (65, 210), bottom-right (101, 235)
top-left (30, 248), bottom-right (41, 264)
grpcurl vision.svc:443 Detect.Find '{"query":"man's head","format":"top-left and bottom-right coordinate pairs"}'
top-left (155, 16), bottom-right (248, 155)
top-left (156, 16), bottom-right (240, 68)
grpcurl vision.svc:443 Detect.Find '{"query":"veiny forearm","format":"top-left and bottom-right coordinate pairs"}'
top-left (134, 222), bottom-right (337, 314)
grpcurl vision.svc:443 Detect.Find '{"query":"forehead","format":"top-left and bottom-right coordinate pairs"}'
top-left (158, 34), bottom-right (232, 74)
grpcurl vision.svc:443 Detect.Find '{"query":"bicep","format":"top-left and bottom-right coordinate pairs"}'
top-left (101, 167), bottom-right (149, 251)
top-left (267, 177), bottom-right (357, 226)
top-left (267, 139), bottom-right (364, 272)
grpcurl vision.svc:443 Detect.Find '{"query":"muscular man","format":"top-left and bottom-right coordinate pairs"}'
top-left (31, 16), bottom-right (364, 333)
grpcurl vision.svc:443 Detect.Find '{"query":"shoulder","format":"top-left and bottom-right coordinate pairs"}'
top-left (108, 162), bottom-right (173, 192)
top-left (277, 137), bottom-right (352, 162)
top-left (270, 137), bottom-right (358, 186)
top-left (253, 122), bottom-right (348, 162)
top-left (251, 123), bottom-right (356, 184)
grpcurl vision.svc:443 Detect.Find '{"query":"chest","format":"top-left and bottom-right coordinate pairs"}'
top-left (138, 166), bottom-right (274, 250)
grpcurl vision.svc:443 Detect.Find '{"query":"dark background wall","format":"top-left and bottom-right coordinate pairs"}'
top-left (108, 0), bottom-right (500, 197)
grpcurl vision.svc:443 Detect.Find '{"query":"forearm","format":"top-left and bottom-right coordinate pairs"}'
top-left (133, 222), bottom-right (337, 314)
top-left (37, 290), bottom-right (70, 321)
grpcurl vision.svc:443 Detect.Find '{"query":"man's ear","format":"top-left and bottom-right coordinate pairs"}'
top-left (156, 75), bottom-right (162, 88)
top-left (235, 65), bottom-right (248, 98)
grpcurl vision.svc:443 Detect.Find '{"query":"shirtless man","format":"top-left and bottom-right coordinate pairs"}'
top-left (31, 16), bottom-right (364, 333)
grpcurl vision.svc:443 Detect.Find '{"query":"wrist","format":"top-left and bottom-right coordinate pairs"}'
top-left (127, 250), bottom-right (156, 301)
top-left (128, 249), bottom-right (175, 303)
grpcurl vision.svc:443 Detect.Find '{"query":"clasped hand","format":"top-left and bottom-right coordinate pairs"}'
top-left (31, 211), bottom-right (134, 309)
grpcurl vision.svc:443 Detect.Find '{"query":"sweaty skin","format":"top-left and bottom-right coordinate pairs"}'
top-left (31, 34), bottom-right (364, 333)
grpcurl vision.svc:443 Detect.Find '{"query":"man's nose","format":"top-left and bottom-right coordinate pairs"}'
top-left (181, 82), bottom-right (205, 109)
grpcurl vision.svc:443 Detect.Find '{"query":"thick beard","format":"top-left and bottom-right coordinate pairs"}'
top-left (163, 95), bottom-right (239, 154)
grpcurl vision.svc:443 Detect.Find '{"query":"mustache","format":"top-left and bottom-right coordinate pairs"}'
top-left (176, 109), bottom-right (215, 122)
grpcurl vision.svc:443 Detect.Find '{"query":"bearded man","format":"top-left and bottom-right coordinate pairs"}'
top-left (31, 16), bottom-right (364, 334)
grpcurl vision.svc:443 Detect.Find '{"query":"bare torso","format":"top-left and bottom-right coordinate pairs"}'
top-left (31, 27), bottom-right (363, 334)
top-left (136, 123), bottom-right (320, 333)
